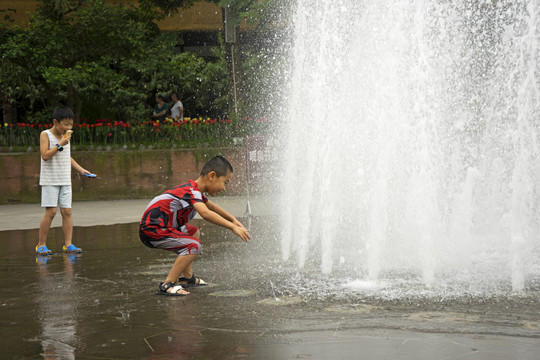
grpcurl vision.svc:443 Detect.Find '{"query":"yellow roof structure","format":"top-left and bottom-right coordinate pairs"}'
top-left (0, 0), bottom-right (224, 31)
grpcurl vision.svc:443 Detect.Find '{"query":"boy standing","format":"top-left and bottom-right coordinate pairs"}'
top-left (140, 156), bottom-right (250, 296)
top-left (36, 105), bottom-right (91, 255)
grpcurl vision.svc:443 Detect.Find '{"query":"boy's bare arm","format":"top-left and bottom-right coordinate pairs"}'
top-left (71, 158), bottom-right (90, 175)
top-left (194, 202), bottom-right (250, 242)
top-left (40, 131), bottom-right (68, 161)
top-left (206, 200), bottom-right (248, 230)
top-left (206, 200), bottom-right (234, 221)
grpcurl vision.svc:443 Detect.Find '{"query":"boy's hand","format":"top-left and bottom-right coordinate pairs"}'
top-left (58, 136), bottom-right (70, 146)
top-left (59, 130), bottom-right (73, 146)
top-left (232, 218), bottom-right (248, 231)
top-left (232, 225), bottom-right (250, 242)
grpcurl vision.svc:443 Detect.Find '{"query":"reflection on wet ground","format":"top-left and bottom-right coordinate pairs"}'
top-left (1, 218), bottom-right (539, 359)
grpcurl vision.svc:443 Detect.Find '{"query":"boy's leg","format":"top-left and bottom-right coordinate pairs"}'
top-left (38, 207), bottom-right (57, 247)
top-left (166, 254), bottom-right (197, 283)
top-left (179, 227), bottom-right (200, 279)
top-left (38, 185), bottom-right (60, 249)
top-left (163, 254), bottom-right (197, 295)
top-left (58, 185), bottom-right (78, 250)
top-left (60, 207), bottom-right (73, 247)
top-left (143, 225), bottom-right (202, 294)
top-left (181, 262), bottom-right (194, 280)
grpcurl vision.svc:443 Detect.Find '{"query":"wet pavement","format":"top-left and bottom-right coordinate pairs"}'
top-left (0, 199), bottom-right (539, 359)
top-left (0, 195), bottom-right (270, 231)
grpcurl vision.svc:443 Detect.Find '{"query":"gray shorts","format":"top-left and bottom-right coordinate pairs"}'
top-left (41, 185), bottom-right (72, 208)
top-left (139, 224), bottom-right (202, 256)
top-left (149, 236), bottom-right (203, 256)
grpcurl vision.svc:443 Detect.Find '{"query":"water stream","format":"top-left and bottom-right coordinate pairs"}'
top-left (280, 0), bottom-right (540, 295)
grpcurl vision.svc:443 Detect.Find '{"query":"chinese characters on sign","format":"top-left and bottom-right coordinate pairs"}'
top-left (245, 136), bottom-right (279, 191)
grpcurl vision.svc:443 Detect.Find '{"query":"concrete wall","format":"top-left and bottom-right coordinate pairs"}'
top-left (0, 148), bottom-right (250, 204)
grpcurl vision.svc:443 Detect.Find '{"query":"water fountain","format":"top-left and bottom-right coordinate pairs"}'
top-left (280, 0), bottom-right (540, 296)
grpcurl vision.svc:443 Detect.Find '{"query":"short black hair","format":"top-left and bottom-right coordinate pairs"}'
top-left (200, 156), bottom-right (233, 177)
top-left (52, 105), bottom-right (75, 121)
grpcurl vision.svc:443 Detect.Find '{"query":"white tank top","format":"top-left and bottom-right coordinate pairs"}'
top-left (39, 129), bottom-right (71, 185)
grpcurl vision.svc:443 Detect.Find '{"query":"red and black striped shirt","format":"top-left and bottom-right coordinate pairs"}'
top-left (139, 180), bottom-right (208, 240)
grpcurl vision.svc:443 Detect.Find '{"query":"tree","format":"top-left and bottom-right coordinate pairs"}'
top-left (0, 0), bottom-right (215, 123)
top-left (0, 0), bottom-right (287, 123)
top-left (167, 36), bottom-right (229, 117)
top-left (218, 0), bottom-right (292, 118)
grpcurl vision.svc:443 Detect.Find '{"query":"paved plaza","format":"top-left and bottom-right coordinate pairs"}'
top-left (0, 197), bottom-right (539, 359)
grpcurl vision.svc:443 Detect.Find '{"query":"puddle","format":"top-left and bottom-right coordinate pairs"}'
top-left (258, 296), bottom-right (304, 306)
top-left (209, 290), bottom-right (257, 297)
top-left (408, 312), bottom-right (480, 322)
top-left (324, 304), bottom-right (382, 314)
top-left (1, 219), bottom-right (539, 359)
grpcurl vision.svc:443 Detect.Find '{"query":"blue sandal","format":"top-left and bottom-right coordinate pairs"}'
top-left (63, 244), bottom-right (82, 253)
top-left (36, 256), bottom-right (52, 264)
top-left (35, 245), bottom-right (52, 256)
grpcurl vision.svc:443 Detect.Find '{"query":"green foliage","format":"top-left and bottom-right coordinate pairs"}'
top-left (219, 0), bottom-right (283, 26)
top-left (166, 36), bottom-right (229, 117)
top-left (0, 0), bottom-right (229, 123)
top-left (220, 0), bottom-right (292, 119)
top-left (0, 0), bottom-right (288, 125)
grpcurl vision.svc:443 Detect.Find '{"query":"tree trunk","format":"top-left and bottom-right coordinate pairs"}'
top-left (66, 85), bottom-right (82, 122)
top-left (2, 95), bottom-right (14, 124)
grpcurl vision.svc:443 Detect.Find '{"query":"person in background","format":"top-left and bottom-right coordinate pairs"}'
top-left (170, 91), bottom-right (184, 122)
top-left (152, 94), bottom-right (169, 121)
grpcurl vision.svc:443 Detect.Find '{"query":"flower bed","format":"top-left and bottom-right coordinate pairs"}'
top-left (0, 116), bottom-right (270, 151)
